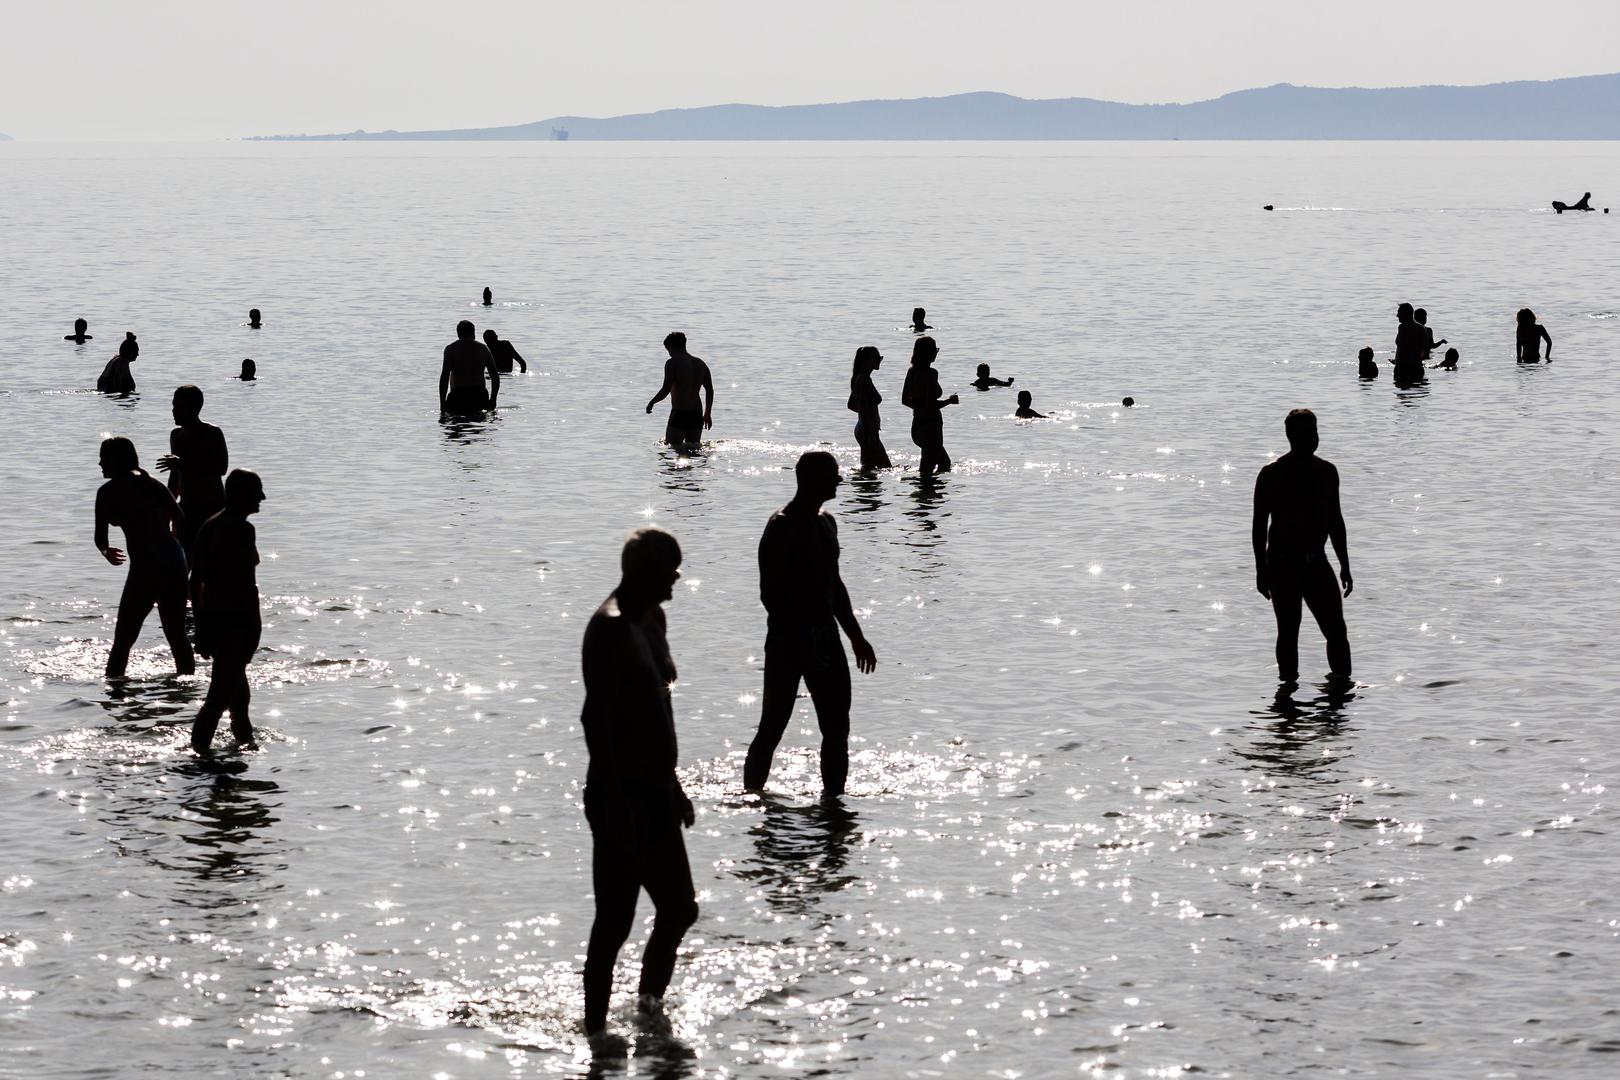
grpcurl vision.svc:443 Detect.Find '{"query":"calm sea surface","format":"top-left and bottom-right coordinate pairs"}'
top-left (2, 141), bottom-right (1619, 1078)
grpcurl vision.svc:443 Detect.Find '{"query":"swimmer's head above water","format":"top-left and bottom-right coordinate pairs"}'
top-left (239, 358), bottom-right (256, 380)
top-left (248, 308), bottom-right (261, 328)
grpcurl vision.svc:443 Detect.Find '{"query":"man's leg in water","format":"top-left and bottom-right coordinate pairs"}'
top-left (583, 800), bottom-right (642, 1035)
top-left (744, 638), bottom-right (803, 790)
top-left (156, 572), bottom-right (195, 676)
top-left (634, 820), bottom-right (698, 1005)
top-left (1301, 560), bottom-right (1352, 680)
top-left (1269, 567), bottom-right (1304, 683)
top-left (107, 566), bottom-right (161, 677)
top-left (803, 648), bottom-right (853, 796)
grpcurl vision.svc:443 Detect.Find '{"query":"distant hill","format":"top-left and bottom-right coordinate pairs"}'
top-left (0, 132), bottom-right (12, 142)
top-left (251, 73), bottom-right (1620, 141)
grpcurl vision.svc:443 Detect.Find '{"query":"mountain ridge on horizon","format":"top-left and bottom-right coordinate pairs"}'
top-left (249, 72), bottom-right (1620, 141)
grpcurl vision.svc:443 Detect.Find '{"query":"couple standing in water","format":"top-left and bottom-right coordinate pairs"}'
top-left (848, 336), bottom-right (958, 476)
top-left (578, 451), bottom-right (876, 1042)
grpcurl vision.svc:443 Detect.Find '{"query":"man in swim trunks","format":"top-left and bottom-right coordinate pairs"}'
top-left (578, 527), bottom-right (698, 1039)
top-left (439, 320), bottom-right (500, 415)
top-left (744, 451), bottom-right (878, 797)
top-left (1252, 409), bottom-right (1353, 685)
top-left (645, 332), bottom-right (713, 447)
top-left (482, 329), bottom-right (528, 374)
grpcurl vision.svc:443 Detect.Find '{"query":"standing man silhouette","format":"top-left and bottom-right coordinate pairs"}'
top-left (645, 332), bottom-right (713, 448)
top-left (439, 320), bottom-right (500, 414)
top-left (578, 528), bottom-right (699, 1040)
top-left (157, 384), bottom-right (229, 561)
top-left (744, 451), bottom-right (878, 797)
top-left (1252, 409), bottom-right (1353, 685)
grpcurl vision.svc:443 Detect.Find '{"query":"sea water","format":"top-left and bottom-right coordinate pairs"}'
top-left (1, 141), bottom-right (1618, 1077)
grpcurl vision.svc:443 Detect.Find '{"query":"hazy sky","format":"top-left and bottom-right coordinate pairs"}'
top-left (4, 1), bottom-right (1619, 139)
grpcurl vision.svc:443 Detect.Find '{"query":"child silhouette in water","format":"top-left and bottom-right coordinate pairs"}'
top-left (1357, 347), bottom-right (1379, 379)
top-left (971, 363), bottom-right (1014, 390)
top-left (1014, 390), bottom-right (1046, 419)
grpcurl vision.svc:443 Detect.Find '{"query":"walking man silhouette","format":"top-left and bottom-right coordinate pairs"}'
top-left (1252, 409), bottom-right (1352, 685)
top-left (744, 451), bottom-right (878, 797)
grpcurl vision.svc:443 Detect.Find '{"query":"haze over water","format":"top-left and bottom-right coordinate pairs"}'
top-left (2, 141), bottom-right (1618, 1078)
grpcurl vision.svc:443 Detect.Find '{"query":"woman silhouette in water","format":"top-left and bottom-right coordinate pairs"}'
top-left (848, 345), bottom-right (891, 470)
top-left (901, 335), bottom-right (958, 478)
top-left (1516, 308), bottom-right (1552, 363)
top-left (93, 436), bottom-right (194, 678)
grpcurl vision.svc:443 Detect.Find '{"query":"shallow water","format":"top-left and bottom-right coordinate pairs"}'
top-left (2, 141), bottom-right (1619, 1078)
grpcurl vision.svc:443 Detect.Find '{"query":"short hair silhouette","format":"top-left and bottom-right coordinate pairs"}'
top-left (248, 308), bottom-right (261, 326)
top-left (1017, 390), bottom-right (1032, 406)
top-left (1358, 346), bottom-right (1374, 362)
top-left (73, 318), bottom-right (88, 335)
top-left (1284, 408), bottom-right (1317, 446)
top-left (794, 449), bottom-right (839, 486)
top-left (911, 335), bottom-right (938, 364)
top-left (100, 435), bottom-right (139, 472)
top-left (621, 526), bottom-right (681, 577)
top-left (664, 331), bottom-right (687, 352)
top-left (173, 384), bottom-right (204, 413)
top-left (456, 320), bottom-right (476, 340)
top-left (224, 468), bottom-right (264, 511)
top-left (1397, 302), bottom-right (1414, 321)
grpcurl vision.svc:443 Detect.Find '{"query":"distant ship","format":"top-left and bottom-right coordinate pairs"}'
top-left (552, 127), bottom-right (569, 141)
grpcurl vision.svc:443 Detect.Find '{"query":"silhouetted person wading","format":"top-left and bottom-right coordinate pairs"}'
top-left (744, 451), bottom-right (878, 797)
top-left (848, 345), bottom-right (891, 470)
top-left (157, 384), bottom-right (229, 561)
top-left (579, 527), bottom-right (698, 1038)
top-left (440, 320), bottom-right (499, 414)
top-left (190, 469), bottom-right (267, 753)
top-left (645, 331), bottom-right (713, 448)
top-left (1252, 409), bottom-right (1352, 684)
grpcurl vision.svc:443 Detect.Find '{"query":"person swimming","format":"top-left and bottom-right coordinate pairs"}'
top-left (848, 345), bottom-right (891, 470)
top-left (1552, 192), bottom-right (1593, 214)
top-left (238, 359), bottom-right (256, 381)
top-left (1516, 308), bottom-right (1552, 363)
top-left (482, 287), bottom-right (494, 306)
top-left (65, 318), bottom-right (92, 344)
top-left (97, 335), bottom-right (138, 394)
top-left (1014, 390), bottom-right (1046, 419)
top-left (1435, 347), bottom-right (1460, 371)
top-left (1414, 309), bottom-right (1446, 361)
top-left (248, 308), bottom-right (262, 329)
top-left (482, 329), bottom-right (528, 374)
top-left (1122, 397), bottom-right (1135, 408)
top-left (910, 307), bottom-right (931, 333)
top-left (645, 332), bottom-right (714, 449)
top-left (440, 320), bottom-right (500, 414)
top-left (94, 436), bottom-right (194, 679)
top-left (1357, 346), bottom-right (1379, 380)
top-left (970, 363), bottom-right (1014, 391)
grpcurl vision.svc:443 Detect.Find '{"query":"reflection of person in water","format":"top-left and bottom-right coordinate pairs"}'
top-left (481, 329), bottom-right (528, 374)
top-left (745, 452), bottom-right (878, 798)
top-left (970, 363), bottom-right (1014, 390)
top-left (645, 331), bottom-right (713, 449)
top-left (911, 307), bottom-right (931, 333)
top-left (65, 318), bottom-right (93, 343)
top-left (1014, 390), bottom-right (1046, 419)
top-left (190, 469), bottom-right (266, 754)
top-left (901, 336), bottom-right (958, 479)
top-left (1552, 192), bottom-right (1593, 214)
top-left (1252, 409), bottom-right (1352, 685)
top-left (1357, 346), bottom-right (1379, 380)
top-left (1414, 308), bottom-right (1446, 361)
top-left (440, 320), bottom-right (500, 414)
top-left (848, 345), bottom-right (891, 470)
top-left (157, 384), bottom-right (229, 561)
top-left (95, 436), bottom-right (194, 678)
top-left (578, 527), bottom-right (698, 1040)
top-left (97, 335), bottom-right (138, 394)
top-left (1393, 303), bottom-right (1426, 385)
top-left (1516, 308), bottom-right (1552, 363)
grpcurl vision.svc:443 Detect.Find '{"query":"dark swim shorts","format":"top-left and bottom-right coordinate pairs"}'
top-left (667, 407), bottom-right (703, 441)
top-left (443, 387), bottom-right (490, 414)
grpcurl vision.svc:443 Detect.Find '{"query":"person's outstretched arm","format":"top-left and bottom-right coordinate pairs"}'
top-left (1328, 466), bottom-right (1352, 597)
top-left (701, 362), bottom-right (714, 429)
top-left (510, 346), bottom-right (527, 374)
top-left (646, 359), bottom-right (674, 413)
top-left (439, 350), bottom-right (451, 408)
top-left (1251, 471), bottom-right (1271, 598)
top-left (827, 520), bottom-right (877, 674)
top-left (939, 392), bottom-right (960, 408)
top-left (1541, 326), bottom-right (1553, 362)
